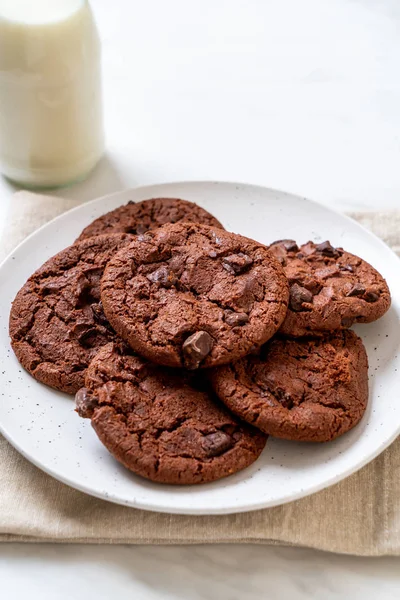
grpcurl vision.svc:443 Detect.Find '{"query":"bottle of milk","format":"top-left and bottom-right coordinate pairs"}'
top-left (0, 0), bottom-right (104, 188)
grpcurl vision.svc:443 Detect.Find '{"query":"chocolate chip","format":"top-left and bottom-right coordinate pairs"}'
top-left (224, 311), bottom-right (249, 327)
top-left (135, 223), bottom-right (148, 235)
top-left (81, 330), bottom-right (105, 347)
top-left (222, 253), bottom-right (253, 275)
top-left (72, 325), bottom-right (109, 348)
top-left (202, 431), bottom-right (233, 457)
top-left (91, 301), bottom-right (109, 326)
top-left (77, 304), bottom-right (95, 324)
top-left (340, 264), bottom-right (354, 273)
top-left (314, 265), bottom-right (341, 279)
top-left (273, 239), bottom-right (299, 252)
top-left (289, 283), bottom-right (313, 312)
top-left (321, 285), bottom-right (336, 300)
top-left (315, 241), bottom-right (339, 257)
top-left (268, 244), bottom-right (287, 265)
top-left (346, 283), bottom-right (365, 297)
top-left (127, 200), bottom-right (135, 205)
top-left (71, 323), bottom-right (92, 338)
top-left (182, 331), bottom-right (213, 369)
top-left (74, 274), bottom-right (91, 302)
top-left (341, 317), bottom-right (354, 327)
top-left (40, 279), bottom-right (66, 294)
top-left (75, 269), bottom-right (104, 305)
top-left (298, 275), bottom-right (322, 295)
top-left (275, 389), bottom-right (294, 410)
top-left (84, 267), bottom-right (103, 286)
top-left (75, 387), bottom-right (98, 418)
top-left (137, 233), bottom-right (153, 243)
top-left (146, 266), bottom-right (177, 288)
top-left (364, 290), bottom-right (380, 303)
top-left (300, 242), bottom-right (317, 256)
top-left (169, 255), bottom-right (185, 276)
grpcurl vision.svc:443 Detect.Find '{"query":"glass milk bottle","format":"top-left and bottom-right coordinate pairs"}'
top-left (0, 0), bottom-right (104, 188)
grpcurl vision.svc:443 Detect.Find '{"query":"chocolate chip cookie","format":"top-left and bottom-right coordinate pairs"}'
top-left (76, 343), bottom-right (267, 484)
top-left (76, 197), bottom-right (224, 241)
top-left (269, 239), bottom-right (391, 337)
top-left (9, 234), bottom-right (134, 394)
top-left (210, 330), bottom-right (368, 442)
top-left (100, 222), bottom-right (289, 369)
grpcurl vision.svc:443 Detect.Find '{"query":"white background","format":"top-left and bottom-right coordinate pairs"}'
top-left (1, 0), bottom-right (400, 597)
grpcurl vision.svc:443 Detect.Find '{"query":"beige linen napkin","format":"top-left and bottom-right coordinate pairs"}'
top-left (1, 192), bottom-right (400, 555)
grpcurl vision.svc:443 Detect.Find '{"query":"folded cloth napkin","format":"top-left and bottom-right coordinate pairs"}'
top-left (1, 192), bottom-right (399, 555)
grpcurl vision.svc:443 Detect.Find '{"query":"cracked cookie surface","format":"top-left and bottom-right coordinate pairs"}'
top-left (76, 343), bottom-right (267, 484)
top-left (269, 239), bottom-right (391, 337)
top-left (100, 222), bottom-right (289, 368)
top-left (76, 197), bottom-right (224, 241)
top-left (209, 330), bottom-right (368, 442)
top-left (9, 234), bottom-right (134, 394)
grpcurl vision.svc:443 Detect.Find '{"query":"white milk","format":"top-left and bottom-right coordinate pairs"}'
top-left (0, 0), bottom-right (104, 187)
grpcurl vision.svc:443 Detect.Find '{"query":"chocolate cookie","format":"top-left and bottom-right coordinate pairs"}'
top-left (9, 234), bottom-right (134, 394)
top-left (100, 222), bottom-right (289, 369)
top-left (210, 330), bottom-right (368, 443)
top-left (76, 197), bottom-right (224, 241)
top-left (76, 343), bottom-right (267, 484)
top-left (269, 239), bottom-right (391, 337)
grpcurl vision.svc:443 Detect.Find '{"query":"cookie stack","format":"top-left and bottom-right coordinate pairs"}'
top-left (9, 198), bottom-right (391, 485)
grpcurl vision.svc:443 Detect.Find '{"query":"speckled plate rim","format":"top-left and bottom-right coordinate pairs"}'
top-left (1, 180), bottom-right (399, 515)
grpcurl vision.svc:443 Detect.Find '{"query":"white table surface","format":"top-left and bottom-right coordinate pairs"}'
top-left (1, 0), bottom-right (400, 598)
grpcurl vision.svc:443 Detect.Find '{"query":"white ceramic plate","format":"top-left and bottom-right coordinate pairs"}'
top-left (1, 181), bottom-right (399, 515)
